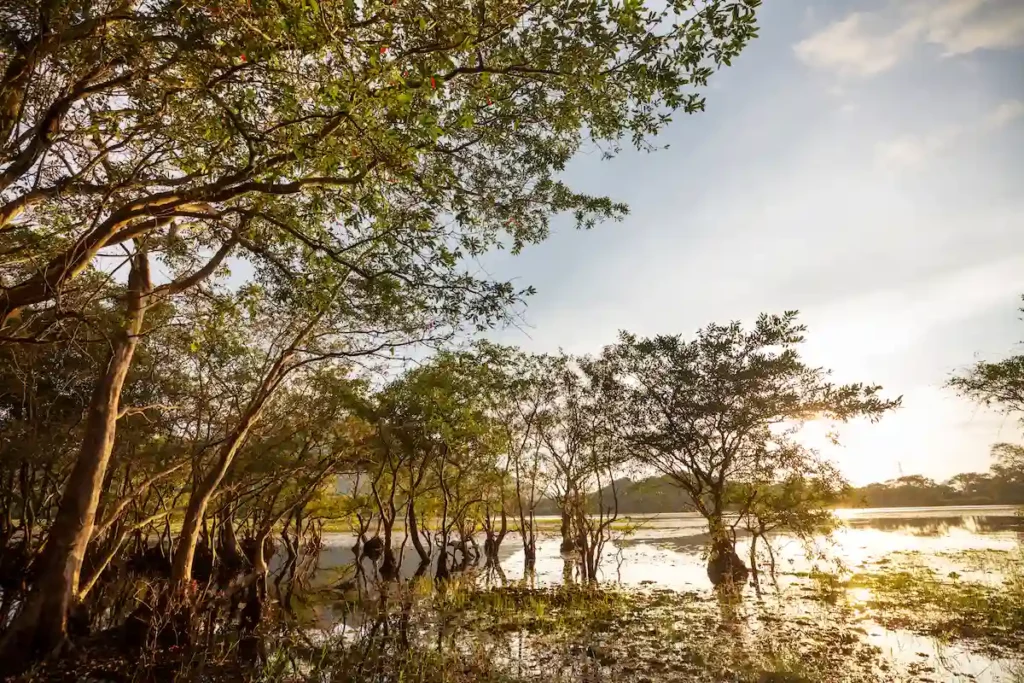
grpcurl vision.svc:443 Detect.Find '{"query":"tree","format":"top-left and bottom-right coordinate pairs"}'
top-left (471, 342), bottom-right (552, 569)
top-left (1, 0), bottom-right (760, 660)
top-left (372, 350), bottom-right (506, 580)
top-left (735, 454), bottom-right (848, 590)
top-left (591, 312), bottom-right (900, 586)
top-left (948, 356), bottom-right (1024, 417)
top-left (2, 0), bottom-right (759, 326)
top-left (210, 368), bottom-right (371, 625)
top-left (0, 251), bottom-right (152, 656)
top-left (947, 298), bottom-right (1024, 505)
top-left (990, 443), bottom-right (1024, 491)
top-left (537, 355), bottom-right (599, 553)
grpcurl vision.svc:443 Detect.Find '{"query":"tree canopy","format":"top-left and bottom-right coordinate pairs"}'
top-left (1, 0), bottom-right (762, 662)
top-left (587, 313), bottom-right (898, 521)
top-left (1, 0), bottom-right (759, 335)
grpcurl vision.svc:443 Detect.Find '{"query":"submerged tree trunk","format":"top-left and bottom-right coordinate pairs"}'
top-left (706, 533), bottom-right (749, 587)
top-left (434, 546), bottom-right (450, 582)
top-left (562, 556), bottom-right (575, 585)
top-left (408, 501), bottom-right (430, 563)
top-left (0, 253), bottom-right (151, 669)
top-left (484, 509), bottom-right (508, 563)
top-left (379, 520), bottom-right (398, 579)
top-left (559, 507), bottom-right (574, 552)
top-left (748, 533), bottom-right (761, 593)
top-left (522, 519), bottom-right (537, 570)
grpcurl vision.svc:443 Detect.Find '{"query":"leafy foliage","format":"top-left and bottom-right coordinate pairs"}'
top-left (586, 312), bottom-right (899, 541)
top-left (1, 0), bottom-right (760, 337)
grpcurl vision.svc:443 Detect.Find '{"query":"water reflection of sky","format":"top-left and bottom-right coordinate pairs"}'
top-left (317, 506), bottom-right (1023, 591)
top-left (502, 506), bottom-right (1023, 591)
top-left (312, 506), bottom-right (1022, 682)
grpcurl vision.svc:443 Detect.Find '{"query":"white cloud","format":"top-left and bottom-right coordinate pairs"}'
top-left (804, 255), bottom-right (1024, 368)
top-left (926, 0), bottom-right (1024, 55)
top-left (876, 99), bottom-right (1023, 169)
top-left (984, 99), bottom-right (1024, 129)
top-left (794, 13), bottom-right (916, 76)
top-left (876, 125), bottom-right (962, 169)
top-left (795, 0), bottom-right (1024, 77)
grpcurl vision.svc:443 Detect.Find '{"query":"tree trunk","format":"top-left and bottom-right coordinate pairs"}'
top-left (562, 557), bottom-right (574, 585)
top-left (434, 546), bottom-right (450, 582)
top-left (171, 430), bottom-right (249, 590)
top-left (559, 507), bottom-right (574, 552)
top-left (408, 500), bottom-right (430, 563)
top-left (485, 509), bottom-right (508, 561)
top-left (221, 509), bottom-right (241, 560)
top-left (250, 527), bottom-right (272, 601)
top-left (379, 521), bottom-right (397, 579)
top-left (170, 351), bottom-right (294, 589)
top-left (0, 253), bottom-right (150, 670)
top-left (522, 517), bottom-right (537, 570)
top-left (169, 296), bottom-right (334, 589)
top-left (706, 533), bottom-right (749, 588)
top-left (749, 533), bottom-right (760, 591)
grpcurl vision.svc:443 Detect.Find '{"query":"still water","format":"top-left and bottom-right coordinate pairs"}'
top-left (307, 505), bottom-right (1023, 682)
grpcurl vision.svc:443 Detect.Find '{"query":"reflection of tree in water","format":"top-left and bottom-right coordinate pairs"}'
top-left (845, 514), bottom-right (1023, 536)
top-left (715, 586), bottom-right (744, 633)
top-left (563, 556), bottom-right (577, 586)
top-left (483, 556), bottom-right (508, 587)
top-left (622, 513), bottom-right (1023, 554)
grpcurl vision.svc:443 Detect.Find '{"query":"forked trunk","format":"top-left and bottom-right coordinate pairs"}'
top-left (484, 509), bottom-right (508, 560)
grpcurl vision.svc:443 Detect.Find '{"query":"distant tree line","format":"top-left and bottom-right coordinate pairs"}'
top-left (549, 443), bottom-right (1024, 515)
top-left (844, 447), bottom-right (1024, 508)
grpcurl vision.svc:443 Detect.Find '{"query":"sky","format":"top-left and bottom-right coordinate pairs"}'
top-left (481, 0), bottom-right (1024, 486)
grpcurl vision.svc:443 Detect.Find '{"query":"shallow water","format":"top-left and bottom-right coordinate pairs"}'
top-left (312, 505), bottom-right (1021, 587)
top-left (304, 505), bottom-right (1023, 682)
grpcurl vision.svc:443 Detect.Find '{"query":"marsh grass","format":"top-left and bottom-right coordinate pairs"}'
top-left (18, 547), bottom-right (1023, 682)
top-left (261, 583), bottom-right (897, 683)
top-left (846, 548), bottom-right (1024, 656)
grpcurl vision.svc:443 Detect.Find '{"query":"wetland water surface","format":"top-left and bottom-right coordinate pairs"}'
top-left (295, 506), bottom-right (1024, 683)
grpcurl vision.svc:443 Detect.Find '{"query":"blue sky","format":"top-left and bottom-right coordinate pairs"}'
top-left (482, 0), bottom-right (1024, 485)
